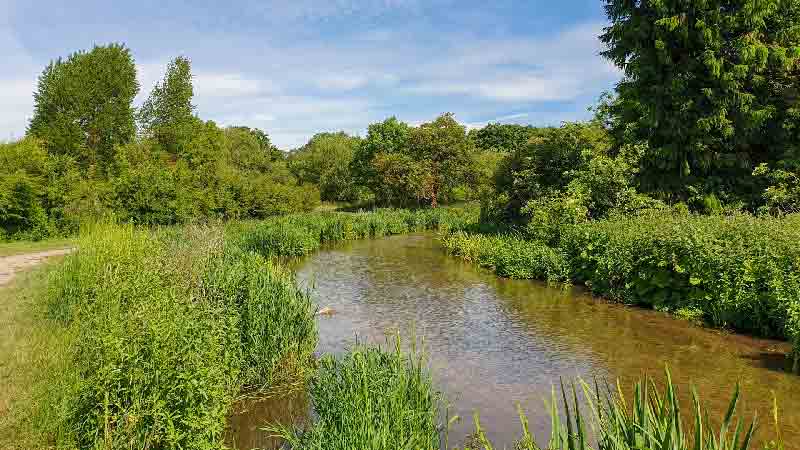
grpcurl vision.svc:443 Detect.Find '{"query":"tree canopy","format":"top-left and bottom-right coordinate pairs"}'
top-left (601, 0), bottom-right (800, 207)
top-left (28, 43), bottom-right (139, 167)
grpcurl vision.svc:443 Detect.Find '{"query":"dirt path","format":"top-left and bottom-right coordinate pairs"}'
top-left (0, 249), bottom-right (73, 287)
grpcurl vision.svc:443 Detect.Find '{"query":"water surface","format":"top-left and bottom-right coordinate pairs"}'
top-left (231, 234), bottom-right (799, 448)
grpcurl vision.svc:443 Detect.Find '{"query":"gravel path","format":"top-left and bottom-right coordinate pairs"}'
top-left (0, 249), bottom-right (73, 286)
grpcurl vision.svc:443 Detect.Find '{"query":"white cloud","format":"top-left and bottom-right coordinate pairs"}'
top-left (194, 73), bottom-right (273, 98)
top-left (313, 73), bottom-right (369, 91)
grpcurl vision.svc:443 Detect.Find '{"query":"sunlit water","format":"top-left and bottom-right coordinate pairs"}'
top-left (228, 234), bottom-right (800, 449)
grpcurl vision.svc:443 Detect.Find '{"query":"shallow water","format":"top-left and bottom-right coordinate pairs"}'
top-left (229, 234), bottom-right (800, 448)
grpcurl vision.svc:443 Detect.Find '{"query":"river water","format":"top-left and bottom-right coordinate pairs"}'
top-left (228, 234), bottom-right (800, 449)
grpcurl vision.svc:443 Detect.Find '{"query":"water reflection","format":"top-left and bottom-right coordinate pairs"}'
top-left (230, 234), bottom-right (799, 448)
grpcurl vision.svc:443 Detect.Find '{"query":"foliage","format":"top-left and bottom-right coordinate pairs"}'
top-left (468, 123), bottom-right (545, 153)
top-left (289, 132), bottom-right (365, 202)
top-left (407, 113), bottom-right (476, 207)
top-left (28, 43), bottom-right (139, 167)
top-left (137, 56), bottom-right (196, 153)
top-left (491, 121), bottom-right (655, 227)
top-left (754, 162), bottom-right (800, 214)
top-left (441, 231), bottom-right (569, 282)
top-left (559, 213), bottom-right (800, 346)
top-left (272, 338), bottom-right (440, 450)
top-left (34, 221), bottom-right (318, 448)
top-left (600, 0), bottom-right (800, 206)
top-left (350, 117), bottom-right (413, 202)
top-left (351, 115), bottom-right (480, 207)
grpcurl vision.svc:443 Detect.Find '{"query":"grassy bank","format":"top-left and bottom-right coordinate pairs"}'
top-left (441, 212), bottom-right (800, 372)
top-left (8, 222), bottom-right (317, 449)
top-left (233, 206), bottom-right (479, 258)
top-left (4, 207), bottom-right (477, 448)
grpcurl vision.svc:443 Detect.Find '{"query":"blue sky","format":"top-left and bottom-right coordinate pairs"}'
top-left (1, 0), bottom-right (620, 149)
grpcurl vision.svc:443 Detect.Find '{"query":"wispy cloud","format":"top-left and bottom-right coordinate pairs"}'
top-left (2, 0), bottom-right (620, 149)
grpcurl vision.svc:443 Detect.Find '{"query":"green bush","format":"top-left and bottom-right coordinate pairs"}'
top-left (560, 213), bottom-right (800, 343)
top-left (443, 212), bottom-right (800, 369)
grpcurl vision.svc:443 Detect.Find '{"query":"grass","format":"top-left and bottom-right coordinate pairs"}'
top-left (0, 259), bottom-right (68, 449)
top-left (0, 237), bottom-right (75, 257)
top-left (271, 337), bottom-right (440, 450)
top-left (463, 369), bottom-right (782, 450)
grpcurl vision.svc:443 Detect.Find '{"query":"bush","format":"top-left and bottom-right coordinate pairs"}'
top-left (559, 213), bottom-right (800, 343)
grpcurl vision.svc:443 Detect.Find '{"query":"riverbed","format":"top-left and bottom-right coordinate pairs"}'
top-left (228, 234), bottom-right (799, 449)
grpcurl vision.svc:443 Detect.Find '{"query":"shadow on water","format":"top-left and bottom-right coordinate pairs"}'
top-left (225, 390), bottom-right (309, 450)
top-left (229, 234), bottom-right (800, 448)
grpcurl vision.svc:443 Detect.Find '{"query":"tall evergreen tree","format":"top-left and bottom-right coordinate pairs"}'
top-left (138, 56), bottom-right (196, 153)
top-left (601, 0), bottom-right (800, 206)
top-left (28, 43), bottom-right (139, 167)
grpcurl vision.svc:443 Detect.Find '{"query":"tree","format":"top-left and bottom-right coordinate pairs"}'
top-left (351, 117), bottom-right (412, 194)
top-left (289, 132), bottom-right (363, 202)
top-left (28, 43), bottom-right (139, 167)
top-left (407, 113), bottom-right (475, 207)
top-left (138, 56), bottom-right (196, 154)
top-left (224, 127), bottom-right (282, 173)
top-left (469, 123), bottom-right (545, 153)
top-left (600, 0), bottom-right (800, 206)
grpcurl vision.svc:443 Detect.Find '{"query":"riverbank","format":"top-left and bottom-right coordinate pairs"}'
top-left (0, 208), bottom-right (793, 449)
top-left (441, 212), bottom-right (800, 373)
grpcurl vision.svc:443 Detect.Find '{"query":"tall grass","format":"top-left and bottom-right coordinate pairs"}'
top-left (464, 369), bottom-right (779, 450)
top-left (271, 338), bottom-right (441, 450)
top-left (236, 206), bottom-right (479, 258)
top-left (270, 337), bottom-right (777, 450)
top-left (31, 221), bottom-right (317, 449)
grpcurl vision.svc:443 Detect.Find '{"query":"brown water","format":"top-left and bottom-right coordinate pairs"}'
top-left (229, 234), bottom-right (800, 449)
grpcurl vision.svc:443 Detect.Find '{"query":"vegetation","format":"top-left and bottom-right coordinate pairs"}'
top-left (272, 339), bottom-right (440, 450)
top-left (600, 0), bottom-right (800, 207)
top-left (272, 338), bottom-right (777, 450)
top-left (3, 0), bottom-right (800, 447)
top-left (21, 222), bottom-right (317, 448)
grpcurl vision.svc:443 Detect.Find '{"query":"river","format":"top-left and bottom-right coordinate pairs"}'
top-left (227, 234), bottom-right (799, 449)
